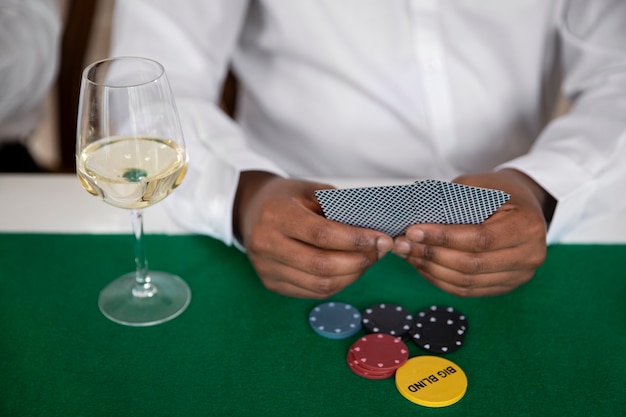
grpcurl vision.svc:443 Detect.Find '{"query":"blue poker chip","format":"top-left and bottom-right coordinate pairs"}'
top-left (309, 302), bottom-right (362, 340)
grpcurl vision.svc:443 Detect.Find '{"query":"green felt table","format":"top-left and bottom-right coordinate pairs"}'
top-left (1, 233), bottom-right (625, 416)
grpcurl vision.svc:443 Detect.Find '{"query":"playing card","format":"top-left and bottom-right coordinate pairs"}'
top-left (438, 181), bottom-right (510, 224)
top-left (314, 184), bottom-right (420, 237)
top-left (314, 180), bottom-right (510, 237)
top-left (410, 179), bottom-right (447, 224)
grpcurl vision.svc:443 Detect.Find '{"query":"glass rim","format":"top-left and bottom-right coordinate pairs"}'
top-left (82, 56), bottom-right (165, 88)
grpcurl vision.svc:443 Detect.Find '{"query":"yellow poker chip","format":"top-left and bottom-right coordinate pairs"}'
top-left (395, 356), bottom-right (467, 407)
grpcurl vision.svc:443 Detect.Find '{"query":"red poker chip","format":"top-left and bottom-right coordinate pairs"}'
top-left (346, 350), bottom-right (396, 375)
top-left (346, 351), bottom-right (397, 380)
top-left (349, 333), bottom-right (409, 373)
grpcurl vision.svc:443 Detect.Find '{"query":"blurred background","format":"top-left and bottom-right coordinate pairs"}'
top-left (30, 0), bottom-right (114, 173)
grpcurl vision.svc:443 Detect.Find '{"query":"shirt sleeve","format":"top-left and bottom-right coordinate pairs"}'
top-left (0, 0), bottom-right (60, 138)
top-left (109, 0), bottom-right (286, 245)
top-left (498, 0), bottom-right (626, 243)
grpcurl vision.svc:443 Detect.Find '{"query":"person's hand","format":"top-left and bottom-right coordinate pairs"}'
top-left (392, 169), bottom-right (555, 297)
top-left (233, 171), bottom-right (393, 298)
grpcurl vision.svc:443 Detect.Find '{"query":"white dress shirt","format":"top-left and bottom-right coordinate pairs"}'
top-left (0, 0), bottom-right (60, 141)
top-left (110, 0), bottom-right (626, 245)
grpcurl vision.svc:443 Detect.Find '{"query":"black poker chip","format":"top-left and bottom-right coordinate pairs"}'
top-left (361, 303), bottom-right (414, 339)
top-left (410, 305), bottom-right (468, 354)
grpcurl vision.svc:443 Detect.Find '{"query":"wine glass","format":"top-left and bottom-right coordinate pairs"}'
top-left (76, 56), bottom-right (191, 326)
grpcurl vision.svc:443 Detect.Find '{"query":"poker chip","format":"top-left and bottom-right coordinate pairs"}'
top-left (308, 301), bottom-right (362, 340)
top-left (347, 333), bottom-right (409, 379)
top-left (346, 351), bottom-right (396, 380)
top-left (361, 303), bottom-right (414, 339)
top-left (410, 305), bottom-right (468, 354)
top-left (395, 356), bottom-right (468, 407)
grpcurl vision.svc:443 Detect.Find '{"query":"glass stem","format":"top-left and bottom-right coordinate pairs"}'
top-left (130, 209), bottom-right (156, 297)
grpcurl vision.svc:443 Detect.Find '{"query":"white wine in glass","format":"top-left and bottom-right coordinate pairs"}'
top-left (76, 56), bottom-right (190, 326)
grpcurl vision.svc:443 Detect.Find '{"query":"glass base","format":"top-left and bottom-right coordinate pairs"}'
top-left (98, 271), bottom-right (191, 327)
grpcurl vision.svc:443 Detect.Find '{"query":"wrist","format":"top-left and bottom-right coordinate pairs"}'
top-left (232, 170), bottom-right (280, 241)
top-left (499, 168), bottom-right (557, 224)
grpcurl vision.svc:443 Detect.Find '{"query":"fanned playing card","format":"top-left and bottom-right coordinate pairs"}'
top-left (313, 184), bottom-right (420, 237)
top-left (437, 180), bottom-right (510, 224)
top-left (314, 180), bottom-right (510, 237)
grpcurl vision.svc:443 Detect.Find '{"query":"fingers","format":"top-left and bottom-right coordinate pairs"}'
top-left (240, 178), bottom-right (394, 298)
top-left (257, 190), bottom-right (392, 253)
top-left (401, 242), bottom-right (537, 297)
top-left (403, 208), bottom-right (543, 253)
top-left (395, 225), bottom-right (546, 274)
top-left (419, 268), bottom-right (523, 297)
top-left (247, 225), bottom-right (385, 299)
top-left (392, 209), bottom-right (547, 297)
top-left (253, 251), bottom-right (375, 299)
top-left (249, 225), bottom-right (381, 281)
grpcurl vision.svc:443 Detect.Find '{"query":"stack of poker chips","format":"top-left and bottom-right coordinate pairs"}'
top-left (346, 333), bottom-right (409, 379)
top-left (308, 301), bottom-right (469, 408)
